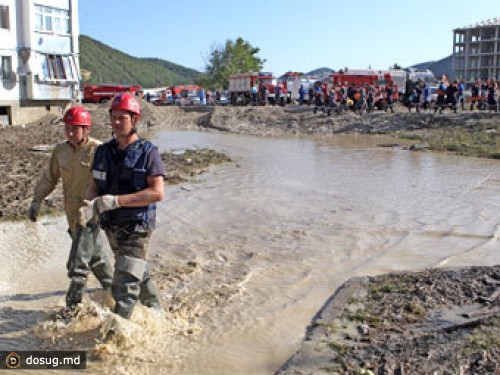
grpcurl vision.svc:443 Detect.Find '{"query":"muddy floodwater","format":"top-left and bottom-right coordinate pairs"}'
top-left (1, 131), bottom-right (500, 374)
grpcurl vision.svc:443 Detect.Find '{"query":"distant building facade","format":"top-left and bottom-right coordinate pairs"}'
top-left (453, 17), bottom-right (500, 83)
top-left (0, 0), bottom-right (80, 126)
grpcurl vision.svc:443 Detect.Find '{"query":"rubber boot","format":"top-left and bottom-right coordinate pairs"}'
top-left (138, 268), bottom-right (160, 308)
top-left (66, 278), bottom-right (85, 308)
top-left (112, 256), bottom-right (147, 319)
top-left (88, 223), bottom-right (113, 290)
top-left (90, 257), bottom-right (113, 291)
top-left (112, 270), bottom-right (141, 319)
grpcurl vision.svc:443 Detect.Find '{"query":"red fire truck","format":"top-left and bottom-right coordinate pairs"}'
top-left (279, 71), bottom-right (301, 103)
top-left (83, 83), bottom-right (141, 103)
top-left (228, 72), bottom-right (287, 105)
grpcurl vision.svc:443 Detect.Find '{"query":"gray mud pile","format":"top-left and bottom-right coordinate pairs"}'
top-left (277, 265), bottom-right (500, 375)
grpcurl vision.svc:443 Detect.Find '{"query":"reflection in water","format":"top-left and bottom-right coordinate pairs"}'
top-left (1, 131), bottom-right (500, 374)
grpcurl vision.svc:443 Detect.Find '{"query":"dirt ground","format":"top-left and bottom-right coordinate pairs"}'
top-left (1, 102), bottom-right (499, 374)
top-left (276, 266), bottom-right (500, 375)
top-left (0, 101), bottom-right (217, 220)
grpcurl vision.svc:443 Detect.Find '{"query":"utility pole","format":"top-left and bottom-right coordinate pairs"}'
top-left (156, 57), bottom-right (160, 87)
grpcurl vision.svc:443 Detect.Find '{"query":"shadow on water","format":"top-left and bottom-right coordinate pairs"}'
top-left (0, 288), bottom-right (102, 303)
top-left (0, 306), bottom-right (48, 339)
top-left (0, 290), bottom-right (66, 303)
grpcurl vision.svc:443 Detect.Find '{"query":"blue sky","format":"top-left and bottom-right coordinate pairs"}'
top-left (78, 1), bottom-right (499, 75)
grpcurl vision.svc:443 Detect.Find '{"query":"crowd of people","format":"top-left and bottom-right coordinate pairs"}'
top-left (406, 76), bottom-right (499, 114)
top-left (299, 81), bottom-right (397, 116)
top-left (303, 75), bottom-right (499, 116)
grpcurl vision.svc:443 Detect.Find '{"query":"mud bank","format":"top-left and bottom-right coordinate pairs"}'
top-left (277, 265), bottom-right (500, 375)
top-left (0, 102), bottom-right (229, 220)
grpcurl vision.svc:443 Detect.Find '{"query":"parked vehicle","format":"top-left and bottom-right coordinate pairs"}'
top-left (82, 83), bottom-right (141, 103)
top-left (174, 86), bottom-right (201, 106)
top-left (219, 94), bottom-right (230, 106)
top-left (156, 85), bottom-right (201, 105)
top-left (407, 68), bottom-right (437, 85)
top-left (279, 71), bottom-right (302, 103)
top-left (157, 88), bottom-right (174, 105)
top-left (228, 72), bottom-right (287, 105)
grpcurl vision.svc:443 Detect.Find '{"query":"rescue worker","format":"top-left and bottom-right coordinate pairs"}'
top-left (251, 84), bottom-right (258, 106)
top-left (434, 80), bottom-right (447, 113)
top-left (470, 79), bottom-right (480, 111)
top-left (486, 79), bottom-right (498, 111)
top-left (28, 107), bottom-right (113, 309)
top-left (327, 86), bottom-right (339, 116)
top-left (355, 84), bottom-right (367, 115)
top-left (259, 84), bottom-right (267, 106)
top-left (308, 86), bottom-right (314, 106)
top-left (274, 83), bottom-right (282, 106)
top-left (313, 84), bottom-right (325, 114)
top-left (445, 81), bottom-right (458, 113)
top-left (298, 84), bottom-right (305, 105)
top-left (408, 80), bottom-right (422, 113)
top-left (366, 84), bottom-right (376, 113)
top-left (340, 82), bottom-right (348, 111)
top-left (457, 81), bottom-right (465, 110)
top-left (384, 82), bottom-right (395, 113)
top-left (79, 93), bottom-right (164, 319)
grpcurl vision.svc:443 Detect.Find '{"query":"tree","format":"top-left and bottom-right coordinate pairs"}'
top-left (200, 37), bottom-right (264, 90)
top-left (392, 63), bottom-right (403, 70)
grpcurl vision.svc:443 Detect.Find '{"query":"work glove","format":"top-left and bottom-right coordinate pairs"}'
top-left (94, 195), bottom-right (120, 214)
top-left (78, 200), bottom-right (97, 227)
top-left (78, 195), bottom-right (120, 227)
top-left (28, 201), bottom-right (40, 222)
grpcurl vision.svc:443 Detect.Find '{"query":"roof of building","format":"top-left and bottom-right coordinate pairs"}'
top-left (455, 17), bottom-right (500, 30)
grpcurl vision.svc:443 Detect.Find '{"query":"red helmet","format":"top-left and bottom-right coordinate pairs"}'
top-left (110, 93), bottom-right (141, 118)
top-left (63, 106), bottom-right (91, 126)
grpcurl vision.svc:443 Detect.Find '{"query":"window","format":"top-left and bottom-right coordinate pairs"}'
top-left (39, 54), bottom-right (77, 81)
top-left (1, 56), bottom-right (12, 79)
top-left (0, 5), bottom-right (9, 29)
top-left (35, 4), bottom-right (69, 33)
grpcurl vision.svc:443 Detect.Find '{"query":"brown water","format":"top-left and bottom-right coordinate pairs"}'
top-left (1, 131), bottom-right (500, 374)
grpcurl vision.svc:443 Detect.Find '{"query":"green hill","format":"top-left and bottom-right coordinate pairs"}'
top-left (410, 55), bottom-right (455, 81)
top-left (79, 35), bottom-right (203, 87)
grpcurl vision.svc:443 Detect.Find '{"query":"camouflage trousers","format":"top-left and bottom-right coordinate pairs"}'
top-left (104, 223), bottom-right (160, 319)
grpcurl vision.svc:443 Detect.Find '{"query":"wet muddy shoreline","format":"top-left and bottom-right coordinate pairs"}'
top-left (277, 265), bottom-right (500, 375)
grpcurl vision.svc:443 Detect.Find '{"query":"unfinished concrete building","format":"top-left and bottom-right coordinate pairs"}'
top-left (453, 17), bottom-right (500, 83)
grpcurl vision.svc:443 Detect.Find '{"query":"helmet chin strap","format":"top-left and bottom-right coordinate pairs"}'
top-left (129, 114), bottom-right (138, 136)
top-left (75, 127), bottom-right (89, 146)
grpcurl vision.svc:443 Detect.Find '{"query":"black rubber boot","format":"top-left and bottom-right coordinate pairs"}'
top-left (90, 258), bottom-right (113, 291)
top-left (66, 278), bottom-right (85, 309)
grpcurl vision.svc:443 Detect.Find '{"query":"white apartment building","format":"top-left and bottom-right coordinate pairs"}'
top-left (453, 17), bottom-right (500, 83)
top-left (0, 0), bottom-right (80, 126)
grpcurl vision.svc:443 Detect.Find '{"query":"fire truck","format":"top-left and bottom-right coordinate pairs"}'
top-left (329, 70), bottom-right (399, 110)
top-left (82, 83), bottom-right (141, 103)
top-left (228, 72), bottom-right (287, 105)
top-left (279, 71), bottom-right (301, 103)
